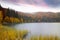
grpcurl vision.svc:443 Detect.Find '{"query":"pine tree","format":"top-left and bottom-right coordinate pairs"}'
top-left (5, 8), bottom-right (10, 16)
top-left (0, 5), bottom-right (2, 11)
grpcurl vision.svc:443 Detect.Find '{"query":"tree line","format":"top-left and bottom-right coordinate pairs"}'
top-left (0, 5), bottom-right (60, 24)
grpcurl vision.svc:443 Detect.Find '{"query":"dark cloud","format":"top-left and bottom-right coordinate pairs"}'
top-left (44, 0), bottom-right (60, 7)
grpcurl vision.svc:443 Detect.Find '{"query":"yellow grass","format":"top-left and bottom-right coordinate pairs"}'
top-left (0, 25), bottom-right (28, 40)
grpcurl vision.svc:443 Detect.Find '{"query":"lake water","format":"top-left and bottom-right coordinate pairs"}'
top-left (13, 23), bottom-right (60, 36)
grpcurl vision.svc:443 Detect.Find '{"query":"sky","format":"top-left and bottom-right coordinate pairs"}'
top-left (0, 0), bottom-right (60, 13)
top-left (2, 0), bottom-right (60, 7)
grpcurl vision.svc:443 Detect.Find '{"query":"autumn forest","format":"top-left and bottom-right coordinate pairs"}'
top-left (0, 5), bottom-right (60, 25)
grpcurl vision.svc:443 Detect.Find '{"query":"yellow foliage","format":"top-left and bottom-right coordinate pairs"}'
top-left (10, 17), bottom-right (20, 23)
top-left (9, 17), bottom-right (14, 23)
top-left (49, 35), bottom-right (55, 40)
top-left (13, 18), bottom-right (20, 23)
top-left (0, 11), bottom-right (3, 23)
top-left (18, 30), bottom-right (28, 38)
top-left (0, 25), bottom-right (28, 40)
top-left (30, 36), bottom-right (39, 40)
top-left (30, 35), bottom-right (60, 40)
top-left (4, 17), bottom-right (20, 23)
top-left (39, 35), bottom-right (44, 40)
top-left (43, 35), bottom-right (49, 40)
top-left (4, 16), bottom-right (10, 23)
top-left (20, 18), bottom-right (24, 23)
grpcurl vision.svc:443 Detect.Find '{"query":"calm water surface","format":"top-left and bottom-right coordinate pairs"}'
top-left (12, 23), bottom-right (60, 36)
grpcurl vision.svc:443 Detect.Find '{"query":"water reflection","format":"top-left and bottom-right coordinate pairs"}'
top-left (13, 23), bottom-right (60, 36)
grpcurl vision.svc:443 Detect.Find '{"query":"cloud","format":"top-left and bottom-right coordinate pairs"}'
top-left (2, 0), bottom-right (60, 7)
top-left (44, 0), bottom-right (60, 7)
top-left (0, 1), bottom-right (60, 13)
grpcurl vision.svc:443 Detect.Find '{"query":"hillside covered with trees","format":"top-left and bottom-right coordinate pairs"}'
top-left (0, 5), bottom-right (60, 25)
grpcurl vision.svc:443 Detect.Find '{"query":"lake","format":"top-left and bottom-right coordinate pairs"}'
top-left (12, 23), bottom-right (60, 37)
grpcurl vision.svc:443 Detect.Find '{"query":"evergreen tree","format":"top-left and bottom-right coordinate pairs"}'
top-left (0, 5), bottom-right (2, 10)
top-left (6, 8), bottom-right (10, 16)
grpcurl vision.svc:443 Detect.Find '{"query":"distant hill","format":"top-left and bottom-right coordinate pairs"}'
top-left (0, 5), bottom-right (60, 23)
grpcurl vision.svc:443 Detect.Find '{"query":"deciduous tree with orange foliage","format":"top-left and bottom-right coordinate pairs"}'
top-left (0, 11), bottom-right (3, 23)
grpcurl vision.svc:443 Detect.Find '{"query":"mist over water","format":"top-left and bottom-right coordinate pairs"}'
top-left (13, 23), bottom-right (60, 36)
